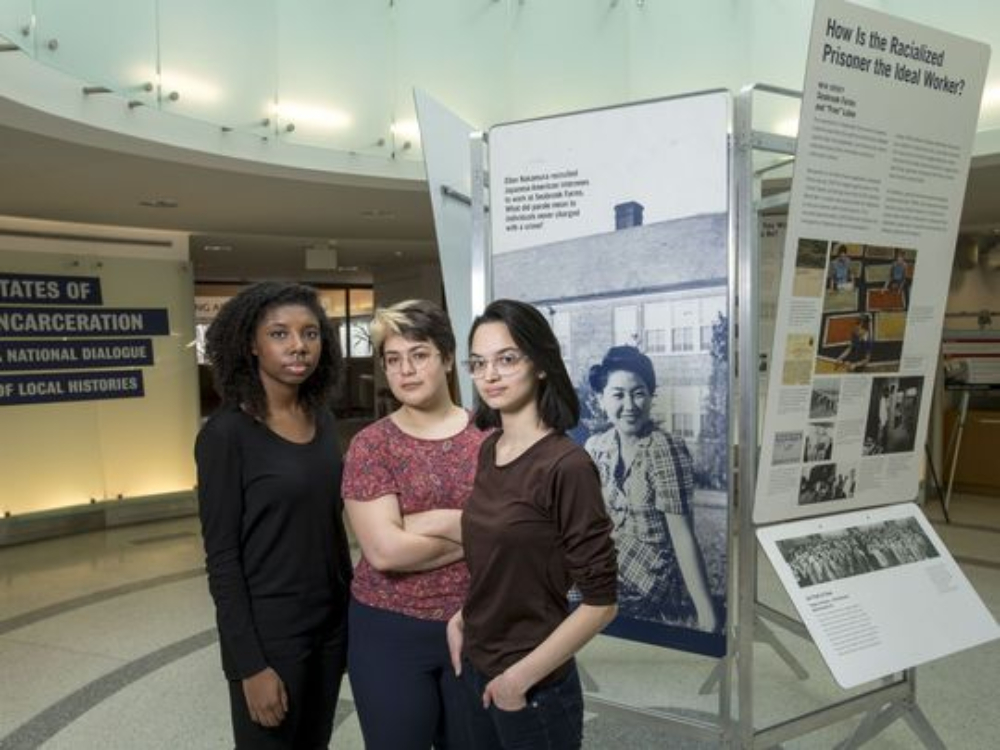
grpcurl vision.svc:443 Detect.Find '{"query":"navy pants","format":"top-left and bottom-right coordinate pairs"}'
top-left (228, 617), bottom-right (347, 749)
top-left (348, 599), bottom-right (493, 749)
top-left (460, 659), bottom-right (584, 750)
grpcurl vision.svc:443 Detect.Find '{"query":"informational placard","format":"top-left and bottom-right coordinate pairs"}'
top-left (754, 0), bottom-right (990, 523)
top-left (758, 503), bottom-right (999, 688)
top-left (488, 92), bottom-right (730, 657)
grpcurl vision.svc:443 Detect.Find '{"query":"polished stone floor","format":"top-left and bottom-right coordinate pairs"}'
top-left (1, 492), bottom-right (997, 749)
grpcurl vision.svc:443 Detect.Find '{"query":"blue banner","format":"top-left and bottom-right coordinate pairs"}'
top-left (0, 307), bottom-right (169, 338)
top-left (0, 339), bottom-right (155, 372)
top-left (0, 370), bottom-right (145, 406)
top-left (0, 272), bottom-right (103, 305)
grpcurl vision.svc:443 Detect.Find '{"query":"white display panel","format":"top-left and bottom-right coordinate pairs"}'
top-left (488, 91), bottom-right (731, 657)
top-left (754, 0), bottom-right (990, 523)
top-left (758, 503), bottom-right (999, 688)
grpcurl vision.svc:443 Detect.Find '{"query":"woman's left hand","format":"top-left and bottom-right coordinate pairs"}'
top-left (482, 671), bottom-right (528, 711)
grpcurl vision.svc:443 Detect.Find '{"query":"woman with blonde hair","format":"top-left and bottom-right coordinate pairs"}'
top-left (342, 299), bottom-right (492, 749)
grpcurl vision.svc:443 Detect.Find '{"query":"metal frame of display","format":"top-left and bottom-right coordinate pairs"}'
top-left (464, 84), bottom-right (947, 748)
top-left (467, 94), bottom-right (737, 746)
top-left (732, 83), bottom-right (945, 750)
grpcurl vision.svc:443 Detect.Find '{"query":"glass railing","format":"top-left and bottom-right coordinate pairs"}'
top-left (2, 0), bottom-right (998, 176)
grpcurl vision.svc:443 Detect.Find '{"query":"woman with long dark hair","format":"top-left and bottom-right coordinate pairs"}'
top-left (448, 299), bottom-right (617, 750)
top-left (195, 282), bottom-right (352, 748)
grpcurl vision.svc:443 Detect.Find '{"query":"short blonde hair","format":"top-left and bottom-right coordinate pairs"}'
top-left (369, 299), bottom-right (456, 359)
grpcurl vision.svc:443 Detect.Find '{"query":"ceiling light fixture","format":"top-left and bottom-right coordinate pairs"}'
top-left (138, 198), bottom-right (179, 208)
top-left (272, 102), bottom-right (351, 129)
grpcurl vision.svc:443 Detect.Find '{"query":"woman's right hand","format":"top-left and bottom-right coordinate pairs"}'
top-left (242, 667), bottom-right (288, 727)
top-left (447, 611), bottom-right (464, 676)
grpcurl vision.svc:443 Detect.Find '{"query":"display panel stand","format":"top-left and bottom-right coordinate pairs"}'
top-left (732, 84), bottom-right (945, 750)
top-left (467, 101), bottom-right (735, 748)
top-left (462, 83), bottom-right (947, 748)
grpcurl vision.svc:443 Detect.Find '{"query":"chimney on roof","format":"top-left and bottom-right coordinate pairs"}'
top-left (615, 201), bottom-right (644, 229)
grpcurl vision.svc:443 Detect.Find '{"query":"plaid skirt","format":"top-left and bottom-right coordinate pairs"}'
top-left (615, 532), bottom-right (697, 626)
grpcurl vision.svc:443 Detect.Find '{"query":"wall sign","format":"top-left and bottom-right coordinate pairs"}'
top-left (0, 272), bottom-right (169, 407)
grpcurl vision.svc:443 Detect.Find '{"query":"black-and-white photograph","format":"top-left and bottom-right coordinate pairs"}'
top-left (803, 421), bottom-right (834, 463)
top-left (772, 430), bottom-right (804, 466)
top-left (862, 376), bottom-right (924, 456)
top-left (775, 517), bottom-right (940, 588)
top-left (799, 462), bottom-right (858, 505)
top-left (809, 378), bottom-right (841, 419)
top-left (490, 93), bottom-right (730, 656)
top-left (798, 463), bottom-right (837, 505)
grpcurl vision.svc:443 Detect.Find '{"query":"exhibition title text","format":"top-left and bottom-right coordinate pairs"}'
top-left (820, 16), bottom-right (966, 96)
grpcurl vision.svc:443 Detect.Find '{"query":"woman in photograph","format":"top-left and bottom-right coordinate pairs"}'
top-left (836, 314), bottom-right (872, 372)
top-left (584, 345), bottom-right (718, 632)
top-left (448, 299), bottom-right (617, 750)
top-left (195, 282), bottom-right (352, 749)
top-left (342, 299), bottom-right (492, 750)
top-left (829, 244), bottom-right (854, 291)
top-left (884, 249), bottom-right (909, 292)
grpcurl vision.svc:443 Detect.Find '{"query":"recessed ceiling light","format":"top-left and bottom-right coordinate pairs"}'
top-left (138, 198), bottom-right (179, 208)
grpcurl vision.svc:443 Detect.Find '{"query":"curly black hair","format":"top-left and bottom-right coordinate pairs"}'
top-left (205, 282), bottom-right (342, 419)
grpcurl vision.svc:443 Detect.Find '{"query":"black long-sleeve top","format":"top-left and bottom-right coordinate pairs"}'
top-left (195, 406), bottom-right (352, 680)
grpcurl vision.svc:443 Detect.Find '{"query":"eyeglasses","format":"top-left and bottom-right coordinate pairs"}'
top-left (381, 348), bottom-right (440, 374)
top-left (463, 350), bottom-right (528, 379)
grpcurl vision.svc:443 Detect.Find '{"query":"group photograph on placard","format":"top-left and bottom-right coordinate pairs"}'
top-left (775, 516), bottom-right (940, 589)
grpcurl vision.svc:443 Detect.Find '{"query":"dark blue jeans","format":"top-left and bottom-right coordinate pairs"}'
top-left (348, 599), bottom-right (493, 750)
top-left (461, 659), bottom-right (584, 750)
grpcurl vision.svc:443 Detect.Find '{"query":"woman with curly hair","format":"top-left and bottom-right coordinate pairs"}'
top-left (195, 282), bottom-right (353, 749)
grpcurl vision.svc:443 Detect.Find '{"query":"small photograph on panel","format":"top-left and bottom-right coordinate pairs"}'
top-left (775, 516), bottom-right (940, 588)
top-left (793, 237), bottom-right (829, 297)
top-left (803, 422), bottom-right (835, 463)
top-left (782, 333), bottom-right (816, 386)
top-left (809, 377), bottom-right (841, 419)
top-left (862, 376), bottom-right (924, 456)
top-left (772, 430), bottom-right (804, 466)
top-left (814, 244), bottom-right (916, 375)
top-left (798, 462), bottom-right (838, 506)
top-left (824, 242), bottom-right (863, 293)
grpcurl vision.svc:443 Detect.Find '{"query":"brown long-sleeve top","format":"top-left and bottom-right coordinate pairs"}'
top-left (461, 431), bottom-right (618, 681)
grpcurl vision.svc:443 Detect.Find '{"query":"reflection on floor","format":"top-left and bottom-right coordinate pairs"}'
top-left (1, 492), bottom-right (997, 749)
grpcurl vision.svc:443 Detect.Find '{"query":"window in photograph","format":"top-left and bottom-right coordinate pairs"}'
top-left (645, 328), bottom-right (668, 354)
top-left (700, 323), bottom-right (713, 351)
top-left (672, 326), bottom-right (695, 352)
top-left (613, 305), bottom-right (639, 347)
top-left (551, 308), bottom-right (572, 364)
top-left (672, 412), bottom-right (696, 438)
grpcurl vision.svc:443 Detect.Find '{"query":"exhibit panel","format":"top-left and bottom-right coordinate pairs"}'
top-left (487, 91), bottom-right (732, 659)
top-left (754, 0), bottom-right (991, 524)
top-left (758, 502), bottom-right (1000, 688)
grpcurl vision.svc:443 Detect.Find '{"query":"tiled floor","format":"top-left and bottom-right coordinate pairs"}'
top-left (1, 492), bottom-right (997, 749)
